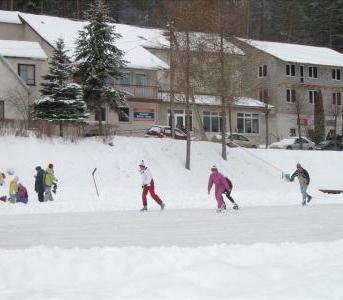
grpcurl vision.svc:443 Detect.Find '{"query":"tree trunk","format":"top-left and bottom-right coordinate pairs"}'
top-left (59, 120), bottom-right (64, 138)
top-left (98, 109), bottom-right (103, 136)
top-left (265, 104), bottom-right (269, 149)
top-left (220, 31), bottom-right (227, 160)
top-left (334, 104), bottom-right (338, 149)
top-left (185, 31), bottom-right (191, 170)
top-left (169, 23), bottom-right (176, 139)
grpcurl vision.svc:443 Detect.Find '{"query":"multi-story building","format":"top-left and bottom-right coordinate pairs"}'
top-left (236, 38), bottom-right (343, 141)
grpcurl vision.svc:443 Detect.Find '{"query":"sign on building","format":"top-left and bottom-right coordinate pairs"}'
top-left (133, 108), bottom-right (155, 121)
top-left (297, 119), bottom-right (308, 126)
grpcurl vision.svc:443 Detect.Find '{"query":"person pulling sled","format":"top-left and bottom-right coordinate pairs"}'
top-left (139, 161), bottom-right (165, 212)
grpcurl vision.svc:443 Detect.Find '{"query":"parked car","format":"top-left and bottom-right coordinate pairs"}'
top-left (145, 125), bottom-right (187, 140)
top-left (315, 140), bottom-right (343, 151)
top-left (270, 137), bottom-right (315, 150)
top-left (211, 133), bottom-right (258, 148)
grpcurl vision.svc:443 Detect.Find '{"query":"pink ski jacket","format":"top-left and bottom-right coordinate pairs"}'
top-left (208, 172), bottom-right (230, 194)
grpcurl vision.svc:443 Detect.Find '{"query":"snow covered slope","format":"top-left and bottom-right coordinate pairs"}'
top-left (0, 135), bottom-right (342, 214)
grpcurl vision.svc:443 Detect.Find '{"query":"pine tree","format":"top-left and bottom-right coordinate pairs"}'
top-left (75, 0), bottom-right (127, 135)
top-left (32, 38), bottom-right (89, 136)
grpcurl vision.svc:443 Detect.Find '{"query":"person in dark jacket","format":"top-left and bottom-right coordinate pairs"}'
top-left (290, 163), bottom-right (312, 206)
top-left (35, 166), bottom-right (45, 202)
top-left (223, 177), bottom-right (239, 210)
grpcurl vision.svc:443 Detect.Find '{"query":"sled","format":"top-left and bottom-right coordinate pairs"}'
top-left (319, 189), bottom-right (343, 194)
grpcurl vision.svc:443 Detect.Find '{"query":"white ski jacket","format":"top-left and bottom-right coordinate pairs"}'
top-left (140, 168), bottom-right (152, 187)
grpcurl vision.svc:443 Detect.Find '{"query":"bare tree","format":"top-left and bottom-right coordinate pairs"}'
top-left (1, 90), bottom-right (31, 127)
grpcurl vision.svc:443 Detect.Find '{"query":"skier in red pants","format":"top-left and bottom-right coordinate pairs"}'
top-left (139, 161), bottom-right (165, 212)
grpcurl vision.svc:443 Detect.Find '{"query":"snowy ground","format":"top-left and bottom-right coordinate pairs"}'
top-left (1, 136), bottom-right (343, 299)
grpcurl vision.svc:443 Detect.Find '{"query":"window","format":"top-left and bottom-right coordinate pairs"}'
top-left (286, 64), bottom-right (296, 76)
top-left (18, 64), bottom-right (35, 85)
top-left (203, 111), bottom-right (223, 133)
top-left (237, 113), bottom-right (259, 134)
top-left (258, 65), bottom-right (267, 78)
top-left (333, 93), bottom-right (342, 105)
top-left (135, 74), bottom-right (146, 86)
top-left (168, 110), bottom-right (192, 131)
top-left (120, 73), bottom-right (130, 85)
top-left (286, 89), bottom-right (296, 103)
top-left (0, 101), bottom-right (4, 120)
top-left (118, 107), bottom-right (130, 122)
top-left (258, 89), bottom-right (268, 102)
top-left (308, 90), bottom-right (317, 104)
top-left (332, 69), bottom-right (341, 81)
top-left (95, 107), bottom-right (106, 122)
top-left (308, 66), bottom-right (318, 78)
top-left (289, 128), bottom-right (296, 137)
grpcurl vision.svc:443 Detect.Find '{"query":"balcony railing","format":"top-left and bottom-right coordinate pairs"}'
top-left (114, 84), bottom-right (160, 99)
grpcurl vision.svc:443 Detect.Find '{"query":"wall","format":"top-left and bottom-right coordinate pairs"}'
top-left (0, 22), bottom-right (24, 40)
top-left (0, 58), bottom-right (29, 120)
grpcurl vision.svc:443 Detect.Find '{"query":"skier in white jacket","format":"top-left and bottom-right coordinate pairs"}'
top-left (139, 161), bottom-right (165, 212)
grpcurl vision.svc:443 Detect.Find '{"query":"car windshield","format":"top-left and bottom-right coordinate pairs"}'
top-left (278, 138), bottom-right (297, 145)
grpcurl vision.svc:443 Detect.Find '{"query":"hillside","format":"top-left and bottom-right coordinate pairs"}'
top-left (0, 135), bottom-right (342, 214)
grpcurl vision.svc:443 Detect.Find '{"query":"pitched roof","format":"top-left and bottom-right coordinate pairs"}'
top-left (239, 38), bottom-right (343, 67)
top-left (0, 10), bottom-right (21, 24)
top-left (0, 40), bottom-right (47, 60)
top-left (17, 12), bottom-right (169, 70)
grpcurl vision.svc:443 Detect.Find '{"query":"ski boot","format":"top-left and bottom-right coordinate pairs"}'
top-left (140, 206), bottom-right (148, 212)
top-left (302, 200), bottom-right (306, 206)
top-left (160, 202), bottom-right (165, 210)
top-left (232, 203), bottom-right (239, 210)
top-left (307, 195), bottom-right (312, 203)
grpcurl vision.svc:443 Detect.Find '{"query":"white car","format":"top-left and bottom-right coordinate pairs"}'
top-left (212, 133), bottom-right (258, 148)
top-left (270, 137), bottom-right (315, 150)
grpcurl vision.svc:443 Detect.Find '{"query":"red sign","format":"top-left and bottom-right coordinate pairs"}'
top-left (297, 119), bottom-right (308, 126)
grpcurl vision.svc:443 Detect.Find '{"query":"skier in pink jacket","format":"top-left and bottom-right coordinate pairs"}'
top-left (208, 165), bottom-right (230, 212)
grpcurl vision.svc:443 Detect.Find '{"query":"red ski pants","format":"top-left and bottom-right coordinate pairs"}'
top-left (142, 180), bottom-right (163, 206)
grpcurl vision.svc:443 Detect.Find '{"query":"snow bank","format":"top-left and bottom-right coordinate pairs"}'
top-left (1, 241), bottom-right (343, 299)
top-left (0, 135), bottom-right (342, 214)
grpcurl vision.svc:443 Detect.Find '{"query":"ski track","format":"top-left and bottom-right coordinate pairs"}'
top-left (1, 204), bottom-right (343, 249)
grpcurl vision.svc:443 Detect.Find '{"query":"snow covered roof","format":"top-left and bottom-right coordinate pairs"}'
top-left (160, 92), bottom-right (271, 109)
top-left (239, 38), bottom-right (343, 67)
top-left (16, 12), bottom-right (169, 70)
top-left (0, 40), bottom-right (47, 60)
top-left (0, 10), bottom-right (21, 24)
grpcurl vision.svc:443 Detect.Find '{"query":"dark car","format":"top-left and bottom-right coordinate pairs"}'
top-left (145, 125), bottom-right (187, 140)
top-left (315, 140), bottom-right (343, 150)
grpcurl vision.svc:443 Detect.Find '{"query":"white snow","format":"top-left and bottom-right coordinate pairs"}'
top-left (0, 10), bottom-right (21, 24)
top-left (0, 241), bottom-right (343, 299)
top-left (161, 92), bottom-right (271, 108)
top-left (0, 40), bottom-right (47, 60)
top-left (18, 12), bottom-right (169, 70)
top-left (1, 135), bottom-right (343, 299)
top-left (240, 37), bottom-right (343, 67)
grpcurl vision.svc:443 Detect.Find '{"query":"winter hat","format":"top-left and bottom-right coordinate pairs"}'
top-left (211, 165), bottom-right (218, 171)
top-left (35, 166), bottom-right (41, 171)
top-left (296, 163), bottom-right (302, 169)
top-left (48, 163), bottom-right (54, 169)
top-left (139, 160), bottom-right (146, 168)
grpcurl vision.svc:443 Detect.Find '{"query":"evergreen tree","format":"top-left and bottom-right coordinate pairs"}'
top-left (75, 0), bottom-right (127, 135)
top-left (32, 38), bottom-right (89, 136)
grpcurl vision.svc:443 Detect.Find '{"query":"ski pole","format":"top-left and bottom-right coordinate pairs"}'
top-left (92, 168), bottom-right (99, 197)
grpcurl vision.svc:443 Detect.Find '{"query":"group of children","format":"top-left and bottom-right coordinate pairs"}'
top-left (0, 164), bottom-right (57, 204)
